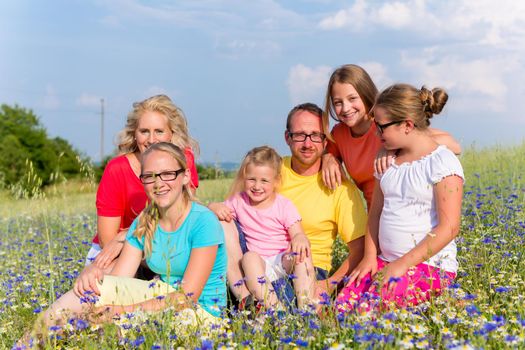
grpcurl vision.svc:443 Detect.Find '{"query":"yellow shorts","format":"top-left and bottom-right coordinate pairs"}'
top-left (95, 275), bottom-right (218, 325)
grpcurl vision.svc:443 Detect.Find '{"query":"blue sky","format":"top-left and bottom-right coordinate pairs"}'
top-left (1, 0), bottom-right (524, 163)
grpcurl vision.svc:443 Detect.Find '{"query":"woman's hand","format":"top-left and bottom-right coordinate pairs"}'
top-left (347, 255), bottom-right (378, 287)
top-left (290, 233), bottom-right (310, 263)
top-left (321, 153), bottom-right (346, 190)
top-left (379, 259), bottom-right (409, 293)
top-left (94, 230), bottom-right (127, 269)
top-left (208, 202), bottom-right (234, 222)
top-left (74, 264), bottom-right (105, 298)
top-left (374, 148), bottom-right (396, 175)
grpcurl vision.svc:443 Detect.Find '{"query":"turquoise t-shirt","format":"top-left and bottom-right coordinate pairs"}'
top-left (127, 202), bottom-right (227, 316)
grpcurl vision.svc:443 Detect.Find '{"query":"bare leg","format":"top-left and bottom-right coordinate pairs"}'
top-left (282, 253), bottom-right (316, 308)
top-left (241, 251), bottom-right (278, 307)
top-left (43, 289), bottom-right (88, 325)
top-left (221, 220), bottom-right (250, 300)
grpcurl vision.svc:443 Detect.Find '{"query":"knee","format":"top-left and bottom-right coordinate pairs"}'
top-left (241, 251), bottom-right (261, 265)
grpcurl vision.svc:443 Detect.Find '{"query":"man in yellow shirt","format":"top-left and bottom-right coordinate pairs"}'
top-left (218, 103), bottom-right (367, 306)
top-left (279, 103), bottom-right (367, 297)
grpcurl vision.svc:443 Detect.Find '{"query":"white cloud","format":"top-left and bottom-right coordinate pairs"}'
top-left (318, 0), bottom-right (367, 30)
top-left (358, 62), bottom-right (392, 90)
top-left (214, 38), bottom-right (281, 59)
top-left (42, 85), bottom-right (60, 109)
top-left (287, 64), bottom-right (332, 105)
top-left (76, 93), bottom-right (101, 107)
top-left (318, 0), bottom-right (525, 50)
top-left (400, 50), bottom-right (520, 113)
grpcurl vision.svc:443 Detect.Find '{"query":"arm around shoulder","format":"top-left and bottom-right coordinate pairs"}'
top-left (429, 128), bottom-right (462, 155)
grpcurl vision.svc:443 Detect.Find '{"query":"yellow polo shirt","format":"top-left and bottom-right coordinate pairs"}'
top-left (279, 157), bottom-right (367, 271)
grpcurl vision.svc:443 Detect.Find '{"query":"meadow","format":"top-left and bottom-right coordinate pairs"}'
top-left (1, 143), bottom-right (525, 349)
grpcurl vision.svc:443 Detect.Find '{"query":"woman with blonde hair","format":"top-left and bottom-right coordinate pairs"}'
top-left (34, 143), bottom-right (226, 331)
top-left (86, 94), bottom-right (199, 271)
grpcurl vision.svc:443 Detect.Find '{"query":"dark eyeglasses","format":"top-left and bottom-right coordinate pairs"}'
top-left (287, 131), bottom-right (326, 143)
top-left (375, 120), bottom-right (403, 134)
top-left (140, 169), bottom-right (185, 184)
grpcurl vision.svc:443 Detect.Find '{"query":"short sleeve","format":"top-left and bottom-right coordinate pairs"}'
top-left (223, 195), bottom-right (239, 221)
top-left (280, 196), bottom-right (302, 229)
top-left (430, 148), bottom-right (465, 185)
top-left (184, 147), bottom-right (199, 189)
top-left (326, 139), bottom-right (342, 160)
top-left (96, 159), bottom-right (125, 217)
top-left (190, 210), bottom-right (225, 249)
top-left (334, 181), bottom-right (367, 244)
top-left (126, 219), bottom-right (144, 251)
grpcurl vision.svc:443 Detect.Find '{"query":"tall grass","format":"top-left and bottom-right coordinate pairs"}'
top-left (1, 143), bottom-right (525, 349)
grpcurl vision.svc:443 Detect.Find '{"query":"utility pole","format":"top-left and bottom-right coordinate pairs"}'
top-left (100, 98), bottom-right (105, 163)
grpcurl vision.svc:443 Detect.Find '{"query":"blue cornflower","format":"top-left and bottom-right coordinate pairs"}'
top-left (288, 273), bottom-right (297, 280)
top-left (151, 345), bottom-right (161, 350)
top-left (465, 304), bottom-right (480, 316)
top-left (495, 286), bottom-right (511, 293)
top-left (463, 293), bottom-right (477, 300)
top-left (257, 276), bottom-right (266, 284)
top-left (280, 337), bottom-right (293, 344)
top-left (33, 306), bottom-right (42, 314)
top-left (132, 336), bottom-right (145, 347)
top-left (69, 317), bottom-right (89, 330)
top-left (309, 319), bottom-right (319, 330)
top-left (200, 339), bottom-right (213, 350)
top-left (388, 276), bottom-right (402, 283)
top-left (233, 278), bottom-right (245, 288)
top-left (295, 339), bottom-right (308, 347)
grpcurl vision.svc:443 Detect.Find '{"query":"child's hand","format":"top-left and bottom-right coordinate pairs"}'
top-left (374, 148), bottom-right (396, 175)
top-left (208, 202), bottom-right (234, 222)
top-left (380, 259), bottom-right (409, 293)
top-left (347, 255), bottom-right (378, 287)
top-left (291, 233), bottom-right (310, 263)
top-left (321, 153), bottom-right (347, 190)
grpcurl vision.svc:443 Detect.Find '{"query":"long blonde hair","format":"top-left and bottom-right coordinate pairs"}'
top-left (117, 94), bottom-right (199, 156)
top-left (134, 142), bottom-right (193, 258)
top-left (228, 146), bottom-right (282, 198)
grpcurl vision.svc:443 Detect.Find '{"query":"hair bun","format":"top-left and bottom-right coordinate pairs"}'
top-left (420, 86), bottom-right (448, 121)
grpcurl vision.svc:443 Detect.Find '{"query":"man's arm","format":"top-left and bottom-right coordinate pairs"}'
top-left (319, 236), bottom-right (364, 295)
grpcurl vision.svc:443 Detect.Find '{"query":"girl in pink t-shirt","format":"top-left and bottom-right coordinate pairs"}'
top-left (209, 146), bottom-right (315, 309)
top-left (321, 64), bottom-right (461, 210)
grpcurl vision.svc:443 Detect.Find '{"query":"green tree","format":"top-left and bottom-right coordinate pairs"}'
top-left (0, 104), bottom-right (86, 191)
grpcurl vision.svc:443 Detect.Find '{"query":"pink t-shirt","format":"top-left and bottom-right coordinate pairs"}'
top-left (93, 148), bottom-right (199, 244)
top-left (224, 192), bottom-right (301, 257)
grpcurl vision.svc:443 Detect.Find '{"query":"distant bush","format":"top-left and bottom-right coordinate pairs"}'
top-left (0, 104), bottom-right (91, 197)
top-left (196, 163), bottom-right (236, 180)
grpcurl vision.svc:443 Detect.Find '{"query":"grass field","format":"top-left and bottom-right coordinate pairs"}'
top-left (1, 143), bottom-right (525, 349)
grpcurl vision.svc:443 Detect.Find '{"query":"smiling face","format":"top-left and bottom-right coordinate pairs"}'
top-left (243, 163), bottom-right (278, 208)
top-left (285, 109), bottom-right (326, 175)
top-left (141, 149), bottom-right (190, 212)
top-left (331, 82), bottom-right (368, 129)
top-left (134, 111), bottom-right (173, 154)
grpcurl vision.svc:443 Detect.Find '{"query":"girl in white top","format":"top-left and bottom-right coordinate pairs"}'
top-left (337, 83), bottom-right (464, 312)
